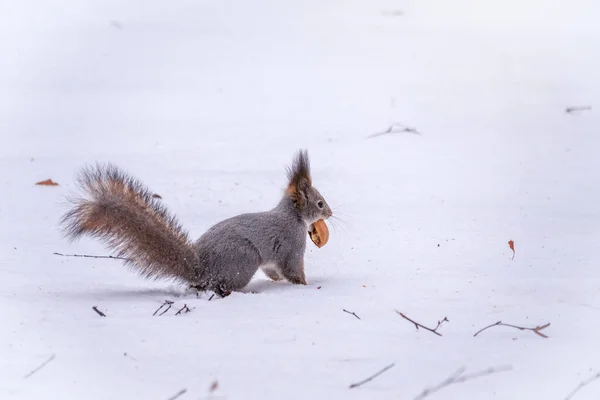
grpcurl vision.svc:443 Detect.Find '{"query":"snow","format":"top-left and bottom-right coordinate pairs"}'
top-left (1, 0), bottom-right (600, 398)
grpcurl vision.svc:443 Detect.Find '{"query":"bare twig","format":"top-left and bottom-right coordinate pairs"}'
top-left (381, 10), bottom-right (404, 17)
top-left (175, 304), bottom-right (191, 315)
top-left (166, 388), bottom-right (187, 400)
top-left (153, 300), bottom-right (174, 316)
top-left (396, 311), bottom-right (448, 336)
top-left (349, 363), bottom-right (395, 389)
top-left (24, 354), bottom-right (56, 378)
top-left (208, 294), bottom-right (215, 302)
top-left (92, 306), bottom-right (106, 317)
top-left (473, 321), bottom-right (551, 338)
top-left (109, 20), bottom-right (123, 29)
top-left (159, 301), bottom-right (174, 316)
top-left (414, 365), bottom-right (512, 399)
top-left (565, 106), bottom-right (592, 114)
top-left (343, 309), bottom-right (361, 320)
top-left (368, 123), bottom-right (421, 138)
top-left (565, 371), bottom-right (600, 400)
top-left (53, 252), bottom-right (129, 261)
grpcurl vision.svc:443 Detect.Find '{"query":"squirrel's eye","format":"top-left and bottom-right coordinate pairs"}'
top-left (317, 200), bottom-right (324, 208)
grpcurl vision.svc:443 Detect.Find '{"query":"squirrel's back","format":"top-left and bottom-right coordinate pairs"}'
top-left (194, 205), bottom-right (308, 280)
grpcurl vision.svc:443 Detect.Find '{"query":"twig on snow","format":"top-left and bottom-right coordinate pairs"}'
top-left (473, 321), bottom-right (551, 338)
top-left (175, 304), bottom-right (191, 315)
top-left (208, 294), bottom-right (215, 302)
top-left (368, 123), bottom-right (421, 138)
top-left (396, 311), bottom-right (448, 336)
top-left (53, 252), bottom-right (129, 261)
top-left (92, 306), bottom-right (106, 317)
top-left (166, 388), bottom-right (187, 400)
top-left (349, 363), bottom-right (396, 389)
top-left (564, 371), bottom-right (600, 400)
top-left (413, 365), bottom-right (512, 399)
top-left (343, 309), bottom-right (361, 320)
top-left (153, 300), bottom-right (175, 316)
top-left (381, 10), bottom-right (404, 17)
top-left (24, 354), bottom-right (56, 378)
top-left (565, 106), bottom-right (592, 114)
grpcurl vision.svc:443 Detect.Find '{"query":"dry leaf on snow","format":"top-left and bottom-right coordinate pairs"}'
top-left (35, 179), bottom-right (59, 186)
top-left (508, 240), bottom-right (515, 260)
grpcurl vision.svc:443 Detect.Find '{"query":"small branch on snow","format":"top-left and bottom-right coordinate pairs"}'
top-left (92, 306), bottom-right (106, 317)
top-left (564, 371), bottom-right (600, 400)
top-left (473, 321), bottom-right (551, 338)
top-left (175, 304), bottom-right (191, 315)
top-left (368, 123), bottom-right (421, 138)
top-left (153, 300), bottom-right (175, 316)
top-left (53, 252), bottom-right (129, 261)
top-left (413, 365), bottom-right (512, 400)
top-left (208, 294), bottom-right (216, 302)
top-left (396, 310), bottom-right (448, 336)
top-left (24, 354), bottom-right (56, 379)
top-left (343, 309), bottom-right (361, 320)
top-left (381, 10), bottom-right (404, 17)
top-left (565, 106), bottom-right (592, 114)
top-left (349, 363), bottom-right (395, 389)
top-left (166, 388), bottom-right (187, 400)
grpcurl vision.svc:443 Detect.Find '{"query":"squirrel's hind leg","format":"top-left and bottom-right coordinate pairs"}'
top-left (261, 264), bottom-right (284, 281)
top-left (213, 285), bottom-right (232, 298)
top-left (280, 257), bottom-right (307, 285)
top-left (187, 284), bottom-right (209, 298)
top-left (190, 282), bottom-right (232, 299)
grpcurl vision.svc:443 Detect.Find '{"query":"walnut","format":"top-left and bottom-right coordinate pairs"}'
top-left (308, 219), bottom-right (329, 248)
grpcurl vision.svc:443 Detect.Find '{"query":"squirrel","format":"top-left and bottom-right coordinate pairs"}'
top-left (60, 150), bottom-right (332, 297)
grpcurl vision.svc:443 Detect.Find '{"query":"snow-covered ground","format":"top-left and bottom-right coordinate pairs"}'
top-left (2, 0), bottom-right (600, 398)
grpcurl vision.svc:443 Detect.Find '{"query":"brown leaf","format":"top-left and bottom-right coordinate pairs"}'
top-left (508, 240), bottom-right (515, 260)
top-left (35, 179), bottom-right (59, 186)
top-left (208, 380), bottom-right (219, 393)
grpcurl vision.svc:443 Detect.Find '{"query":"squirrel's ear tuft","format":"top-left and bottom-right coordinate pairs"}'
top-left (285, 149), bottom-right (312, 208)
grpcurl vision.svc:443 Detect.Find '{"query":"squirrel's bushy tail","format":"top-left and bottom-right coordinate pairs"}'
top-left (61, 163), bottom-right (199, 283)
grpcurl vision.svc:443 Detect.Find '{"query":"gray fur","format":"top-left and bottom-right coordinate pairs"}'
top-left (60, 150), bottom-right (332, 296)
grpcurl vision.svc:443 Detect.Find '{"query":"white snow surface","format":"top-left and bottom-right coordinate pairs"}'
top-left (1, 0), bottom-right (600, 399)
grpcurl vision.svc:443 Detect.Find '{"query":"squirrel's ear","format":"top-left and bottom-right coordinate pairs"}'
top-left (297, 177), bottom-right (310, 208)
top-left (286, 177), bottom-right (310, 209)
top-left (285, 149), bottom-right (312, 209)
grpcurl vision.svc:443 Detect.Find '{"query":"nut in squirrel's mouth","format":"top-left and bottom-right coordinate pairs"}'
top-left (308, 219), bottom-right (329, 248)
